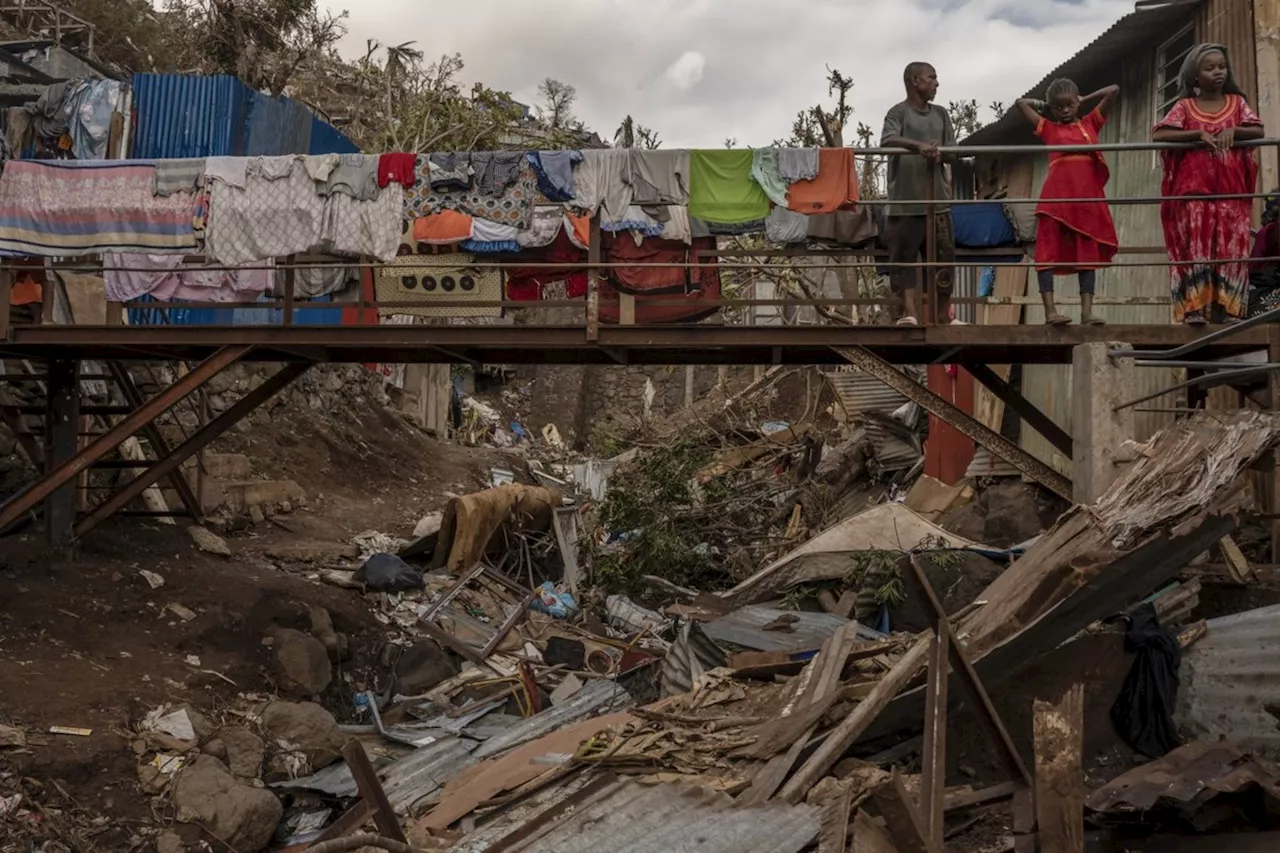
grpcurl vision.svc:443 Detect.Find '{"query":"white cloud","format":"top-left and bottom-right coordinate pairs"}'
top-left (664, 51), bottom-right (707, 91)
top-left (323, 0), bottom-right (1137, 147)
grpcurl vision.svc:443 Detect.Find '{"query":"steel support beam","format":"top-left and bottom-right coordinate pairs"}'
top-left (44, 359), bottom-right (79, 548)
top-left (73, 361), bottom-right (307, 539)
top-left (0, 345), bottom-right (250, 533)
top-left (963, 361), bottom-right (1074, 458)
top-left (832, 346), bottom-right (1072, 499)
top-left (106, 361), bottom-right (203, 524)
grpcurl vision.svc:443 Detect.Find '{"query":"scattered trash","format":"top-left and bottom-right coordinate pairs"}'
top-left (0, 723), bottom-right (26, 748)
top-left (549, 674), bottom-right (584, 706)
top-left (151, 753), bottom-right (186, 775)
top-left (165, 603), bottom-right (198, 622)
top-left (143, 706), bottom-right (196, 742)
top-left (541, 424), bottom-right (564, 447)
top-left (606, 594), bottom-right (671, 635)
top-left (490, 467), bottom-right (516, 488)
top-left (48, 726), bottom-right (92, 737)
top-left (354, 552), bottom-right (424, 593)
top-left (529, 581), bottom-right (578, 620)
top-left (139, 570), bottom-right (165, 589)
top-left (185, 655), bottom-right (202, 667)
top-left (0, 794), bottom-right (21, 819)
top-left (352, 530), bottom-right (409, 560)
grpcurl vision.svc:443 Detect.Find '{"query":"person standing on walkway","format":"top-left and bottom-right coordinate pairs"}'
top-left (1015, 78), bottom-right (1120, 326)
top-left (881, 62), bottom-right (958, 326)
top-left (1152, 44), bottom-right (1264, 325)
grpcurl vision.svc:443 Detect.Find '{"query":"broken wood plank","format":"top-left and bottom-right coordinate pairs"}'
top-left (1034, 686), bottom-right (1084, 853)
top-left (945, 781), bottom-right (1020, 812)
top-left (870, 773), bottom-right (935, 853)
top-left (1220, 535), bottom-right (1255, 583)
top-left (919, 626), bottom-right (949, 850)
top-left (342, 741), bottom-right (408, 844)
top-left (851, 809), bottom-right (900, 853)
top-left (1012, 787), bottom-right (1037, 853)
top-left (1177, 619), bottom-right (1208, 649)
top-left (818, 782), bottom-right (856, 853)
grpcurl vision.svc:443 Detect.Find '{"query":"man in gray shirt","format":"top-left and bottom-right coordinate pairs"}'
top-left (881, 62), bottom-right (957, 325)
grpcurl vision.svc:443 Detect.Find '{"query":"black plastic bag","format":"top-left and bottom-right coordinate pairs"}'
top-left (354, 552), bottom-right (424, 593)
top-left (1110, 602), bottom-right (1182, 759)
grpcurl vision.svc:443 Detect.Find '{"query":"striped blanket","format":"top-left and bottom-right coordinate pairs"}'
top-left (0, 160), bottom-right (198, 256)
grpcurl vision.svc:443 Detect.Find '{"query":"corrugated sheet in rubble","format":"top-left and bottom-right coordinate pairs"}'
top-left (825, 369), bottom-right (919, 470)
top-left (492, 778), bottom-right (820, 853)
top-left (1086, 740), bottom-right (1280, 814)
top-left (1177, 603), bottom-right (1280, 758)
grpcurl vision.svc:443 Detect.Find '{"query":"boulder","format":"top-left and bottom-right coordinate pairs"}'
top-left (219, 726), bottom-right (265, 780)
top-left (392, 640), bottom-right (460, 697)
top-left (187, 525), bottom-right (232, 558)
top-left (258, 702), bottom-right (346, 770)
top-left (156, 832), bottom-right (186, 853)
top-left (172, 756), bottom-right (282, 853)
top-left (267, 628), bottom-right (332, 696)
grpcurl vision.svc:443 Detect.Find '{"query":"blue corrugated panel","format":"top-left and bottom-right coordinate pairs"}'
top-left (130, 73), bottom-right (247, 158)
top-left (128, 293), bottom-right (342, 326)
top-left (309, 116), bottom-right (359, 155)
top-left (244, 90), bottom-right (312, 156)
top-left (127, 294), bottom-right (235, 326)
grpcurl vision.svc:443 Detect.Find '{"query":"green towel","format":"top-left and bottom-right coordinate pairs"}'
top-left (689, 150), bottom-right (770, 224)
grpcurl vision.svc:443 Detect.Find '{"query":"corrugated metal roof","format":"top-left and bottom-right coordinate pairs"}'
top-left (472, 679), bottom-right (634, 760)
top-left (826, 369), bottom-right (921, 470)
top-left (701, 605), bottom-right (879, 653)
top-left (244, 89), bottom-right (312, 156)
top-left (963, 1), bottom-right (1203, 146)
top-left (661, 621), bottom-right (728, 697)
top-left (490, 778), bottom-right (820, 853)
top-left (1086, 740), bottom-right (1280, 814)
top-left (1178, 603), bottom-right (1280, 757)
top-left (379, 736), bottom-right (480, 816)
top-left (309, 115), bottom-right (360, 155)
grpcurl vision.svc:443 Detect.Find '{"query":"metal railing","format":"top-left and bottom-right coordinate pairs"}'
top-left (2, 137), bottom-right (1280, 336)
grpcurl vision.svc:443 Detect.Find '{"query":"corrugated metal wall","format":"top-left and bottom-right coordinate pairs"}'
top-left (130, 73), bottom-right (357, 159)
top-left (1015, 35), bottom-right (1183, 474)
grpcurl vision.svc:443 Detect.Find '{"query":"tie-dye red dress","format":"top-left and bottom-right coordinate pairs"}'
top-left (1155, 95), bottom-right (1262, 321)
top-left (1033, 108), bottom-right (1119, 274)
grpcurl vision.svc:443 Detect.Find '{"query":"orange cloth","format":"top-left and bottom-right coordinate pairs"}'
top-left (786, 148), bottom-right (859, 214)
top-left (412, 210), bottom-right (474, 244)
top-left (10, 274), bottom-right (42, 305)
top-left (565, 212), bottom-right (591, 250)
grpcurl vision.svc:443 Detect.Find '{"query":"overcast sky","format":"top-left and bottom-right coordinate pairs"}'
top-left (323, 0), bottom-right (1137, 148)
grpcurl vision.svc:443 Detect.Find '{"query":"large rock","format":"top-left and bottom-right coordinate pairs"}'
top-left (219, 726), bottom-right (265, 780)
top-left (172, 756), bottom-right (282, 853)
top-left (258, 702), bottom-right (346, 770)
top-left (392, 640), bottom-right (460, 697)
top-left (187, 526), bottom-right (231, 558)
top-left (267, 627), bottom-right (332, 696)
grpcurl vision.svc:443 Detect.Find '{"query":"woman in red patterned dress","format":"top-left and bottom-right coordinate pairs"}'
top-left (1016, 78), bottom-right (1120, 325)
top-left (1152, 44), bottom-right (1265, 325)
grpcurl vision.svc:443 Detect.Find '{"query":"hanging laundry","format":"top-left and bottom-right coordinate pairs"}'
top-left (527, 151), bottom-right (580, 202)
top-left (786, 148), bottom-right (859, 214)
top-left (688, 150), bottom-right (770, 224)
top-left (564, 212), bottom-right (591, 250)
top-left (505, 229), bottom-right (587, 300)
top-left (766, 207), bottom-right (810, 244)
top-left (472, 152), bottom-right (526, 196)
top-left (0, 161), bottom-right (197, 256)
top-left (154, 159), bottom-right (206, 197)
top-left (806, 208), bottom-right (879, 247)
top-left (23, 79), bottom-right (124, 160)
top-left (751, 149), bottom-right (790, 207)
top-left (413, 210), bottom-right (474, 245)
top-left (517, 206), bottom-right (565, 249)
top-left (316, 154), bottom-right (380, 201)
top-left (605, 233), bottom-right (695, 294)
top-left (660, 207), bottom-right (692, 244)
top-left (405, 155), bottom-right (539, 228)
top-left (378, 153), bottom-right (418, 188)
top-left (463, 217), bottom-right (521, 253)
top-left (103, 253), bottom-right (273, 303)
top-left (573, 150), bottom-right (633, 222)
top-left (375, 222), bottom-right (501, 320)
top-left (629, 150), bottom-right (690, 205)
top-left (303, 154), bottom-right (340, 181)
top-left (295, 264), bottom-right (359, 298)
top-left (689, 215), bottom-right (766, 237)
top-left (778, 148), bottom-right (820, 182)
top-left (205, 158), bottom-right (401, 265)
top-left (206, 157), bottom-right (249, 188)
top-left (428, 153), bottom-right (473, 191)
top-left (600, 205), bottom-right (665, 237)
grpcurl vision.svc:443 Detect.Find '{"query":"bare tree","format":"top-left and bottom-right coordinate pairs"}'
top-left (614, 115), bottom-right (662, 149)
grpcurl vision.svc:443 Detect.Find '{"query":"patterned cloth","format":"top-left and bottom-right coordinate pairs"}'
top-left (206, 158), bottom-right (401, 265)
top-left (404, 155), bottom-right (539, 228)
top-left (0, 160), bottom-right (197, 256)
top-left (103, 252), bottom-right (273, 303)
top-left (375, 255), bottom-right (502, 318)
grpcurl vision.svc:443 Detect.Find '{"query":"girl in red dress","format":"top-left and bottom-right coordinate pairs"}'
top-left (1152, 44), bottom-right (1264, 325)
top-left (1016, 78), bottom-right (1120, 325)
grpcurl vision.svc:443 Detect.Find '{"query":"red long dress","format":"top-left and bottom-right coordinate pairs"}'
top-left (1155, 95), bottom-right (1261, 321)
top-left (1033, 108), bottom-right (1119, 273)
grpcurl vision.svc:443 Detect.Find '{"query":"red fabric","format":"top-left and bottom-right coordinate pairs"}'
top-left (1033, 109), bottom-right (1118, 272)
top-left (504, 230), bottom-right (587, 300)
top-left (1156, 95), bottom-right (1262, 320)
top-left (378, 153), bottom-right (418, 188)
top-left (598, 256), bottom-right (721, 324)
top-left (924, 365), bottom-right (975, 486)
top-left (604, 234), bottom-right (704, 294)
top-left (1251, 222), bottom-right (1278, 273)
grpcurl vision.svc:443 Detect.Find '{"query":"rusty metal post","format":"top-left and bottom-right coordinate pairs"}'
top-left (283, 257), bottom-right (296, 327)
top-left (0, 267), bottom-right (11, 340)
top-left (1270, 325), bottom-right (1280, 562)
top-left (73, 361), bottom-right (307, 539)
top-left (44, 359), bottom-right (79, 548)
top-left (0, 345), bottom-right (250, 533)
top-left (924, 159), bottom-right (937, 326)
top-left (586, 215), bottom-right (601, 341)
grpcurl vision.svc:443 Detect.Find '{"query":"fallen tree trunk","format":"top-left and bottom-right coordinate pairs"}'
top-left (780, 411), bottom-right (1280, 801)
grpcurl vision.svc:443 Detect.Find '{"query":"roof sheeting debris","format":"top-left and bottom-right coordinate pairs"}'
top-left (473, 678), bottom-right (633, 760)
top-left (1178, 603), bottom-right (1280, 757)
top-left (489, 778), bottom-right (820, 853)
top-left (720, 501), bottom-right (985, 606)
top-left (1087, 741), bottom-right (1280, 815)
top-left (702, 606), bottom-right (881, 654)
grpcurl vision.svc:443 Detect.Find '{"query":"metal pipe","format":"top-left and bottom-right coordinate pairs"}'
top-left (1114, 364), bottom-right (1280, 412)
top-left (1133, 360), bottom-right (1280, 370)
top-left (856, 138), bottom-right (1280, 155)
top-left (1110, 305), bottom-right (1280, 360)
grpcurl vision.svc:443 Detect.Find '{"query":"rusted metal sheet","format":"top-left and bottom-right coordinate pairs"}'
top-left (825, 368), bottom-right (920, 470)
top-left (701, 605), bottom-right (874, 654)
top-left (1086, 741), bottom-right (1280, 814)
top-left (492, 778), bottom-right (821, 853)
top-left (1178, 603), bottom-right (1280, 757)
top-left (471, 679), bottom-right (633, 760)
